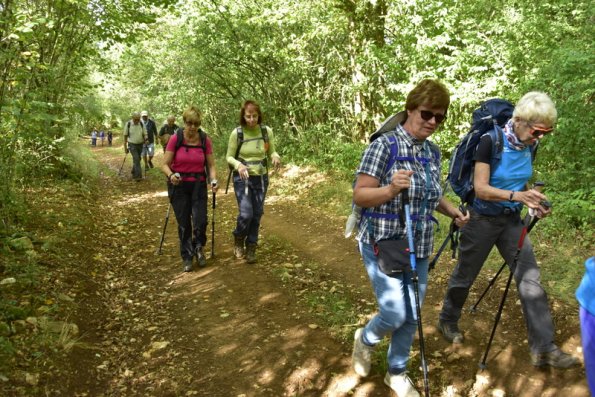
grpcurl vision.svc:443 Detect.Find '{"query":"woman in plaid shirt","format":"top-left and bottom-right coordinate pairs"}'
top-left (351, 79), bottom-right (469, 396)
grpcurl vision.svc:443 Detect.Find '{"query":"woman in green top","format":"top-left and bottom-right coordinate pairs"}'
top-left (226, 100), bottom-right (281, 263)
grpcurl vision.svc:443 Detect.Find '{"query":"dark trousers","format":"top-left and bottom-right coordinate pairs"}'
top-left (128, 143), bottom-right (143, 180)
top-left (169, 181), bottom-right (208, 261)
top-left (232, 174), bottom-right (268, 245)
top-left (439, 209), bottom-right (556, 354)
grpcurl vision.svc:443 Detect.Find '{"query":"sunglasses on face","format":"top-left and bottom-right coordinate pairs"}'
top-left (529, 124), bottom-right (554, 137)
top-left (419, 110), bottom-right (446, 124)
top-left (185, 121), bottom-right (200, 127)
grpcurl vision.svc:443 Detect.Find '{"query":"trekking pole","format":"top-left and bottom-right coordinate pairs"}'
top-left (210, 191), bottom-right (216, 258)
top-left (156, 204), bottom-right (171, 255)
top-left (479, 184), bottom-right (550, 369)
top-left (402, 189), bottom-right (430, 397)
top-left (469, 262), bottom-right (507, 313)
top-left (225, 169), bottom-right (232, 194)
top-left (143, 144), bottom-right (148, 179)
top-left (470, 182), bottom-right (546, 313)
top-left (429, 221), bottom-right (459, 271)
top-left (117, 152), bottom-right (128, 176)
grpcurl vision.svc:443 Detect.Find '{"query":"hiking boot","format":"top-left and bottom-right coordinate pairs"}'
top-left (245, 243), bottom-right (257, 264)
top-left (437, 320), bottom-right (464, 343)
top-left (384, 372), bottom-right (420, 397)
top-left (352, 327), bottom-right (374, 377)
top-left (530, 348), bottom-right (579, 369)
top-left (183, 259), bottom-right (193, 272)
top-left (196, 247), bottom-right (207, 268)
top-left (233, 236), bottom-right (245, 259)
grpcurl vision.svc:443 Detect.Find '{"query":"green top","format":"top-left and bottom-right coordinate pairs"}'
top-left (226, 125), bottom-right (280, 176)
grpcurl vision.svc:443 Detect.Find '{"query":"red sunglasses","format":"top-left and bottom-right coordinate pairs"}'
top-left (527, 122), bottom-right (554, 137)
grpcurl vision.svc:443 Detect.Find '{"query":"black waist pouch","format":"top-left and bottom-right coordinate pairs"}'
top-left (375, 239), bottom-right (411, 275)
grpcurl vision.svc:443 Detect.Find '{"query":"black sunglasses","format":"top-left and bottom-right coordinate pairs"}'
top-left (419, 110), bottom-right (446, 124)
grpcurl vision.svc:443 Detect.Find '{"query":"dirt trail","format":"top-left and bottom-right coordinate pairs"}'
top-left (17, 145), bottom-right (589, 396)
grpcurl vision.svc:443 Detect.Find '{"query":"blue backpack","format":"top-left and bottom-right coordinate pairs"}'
top-left (448, 99), bottom-right (521, 206)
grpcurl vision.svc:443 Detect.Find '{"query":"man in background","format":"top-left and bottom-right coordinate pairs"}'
top-left (124, 112), bottom-right (148, 181)
top-left (158, 115), bottom-right (178, 153)
top-left (141, 110), bottom-right (158, 170)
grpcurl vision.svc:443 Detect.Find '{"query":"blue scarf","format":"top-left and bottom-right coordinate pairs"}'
top-left (503, 120), bottom-right (526, 151)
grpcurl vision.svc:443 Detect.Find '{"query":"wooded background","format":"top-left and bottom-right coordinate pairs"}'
top-left (0, 0), bottom-right (593, 233)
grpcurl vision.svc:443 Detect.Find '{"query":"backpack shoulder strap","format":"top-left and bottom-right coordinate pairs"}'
top-left (384, 134), bottom-right (400, 175)
top-left (260, 125), bottom-right (269, 142)
top-left (426, 140), bottom-right (441, 163)
top-left (488, 126), bottom-right (504, 165)
top-left (174, 128), bottom-right (184, 151)
top-left (233, 126), bottom-right (244, 160)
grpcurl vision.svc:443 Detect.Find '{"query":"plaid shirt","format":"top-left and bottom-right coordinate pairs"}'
top-left (355, 125), bottom-right (443, 258)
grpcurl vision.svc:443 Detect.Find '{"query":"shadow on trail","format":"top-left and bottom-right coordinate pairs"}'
top-left (84, 144), bottom-right (588, 397)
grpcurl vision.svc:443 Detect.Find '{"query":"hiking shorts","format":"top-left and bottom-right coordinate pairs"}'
top-left (141, 143), bottom-right (155, 157)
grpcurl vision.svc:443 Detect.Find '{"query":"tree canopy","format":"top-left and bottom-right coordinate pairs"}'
top-left (0, 0), bottom-right (593, 231)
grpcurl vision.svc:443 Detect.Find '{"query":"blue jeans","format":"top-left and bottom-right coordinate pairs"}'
top-left (359, 241), bottom-right (429, 373)
top-left (128, 143), bottom-right (143, 180)
top-left (233, 174), bottom-right (268, 245)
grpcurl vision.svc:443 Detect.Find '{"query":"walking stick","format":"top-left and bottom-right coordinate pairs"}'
top-left (479, 185), bottom-right (550, 369)
top-left (429, 221), bottom-right (459, 271)
top-left (469, 261), bottom-right (507, 313)
top-left (143, 144), bottom-right (148, 179)
top-left (117, 152), bottom-right (128, 176)
top-left (156, 204), bottom-right (171, 255)
top-left (402, 190), bottom-right (430, 397)
top-left (225, 169), bottom-right (232, 194)
top-left (211, 191), bottom-right (216, 258)
top-left (470, 182), bottom-right (546, 313)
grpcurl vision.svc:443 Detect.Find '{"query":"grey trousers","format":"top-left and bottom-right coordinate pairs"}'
top-left (439, 209), bottom-right (556, 354)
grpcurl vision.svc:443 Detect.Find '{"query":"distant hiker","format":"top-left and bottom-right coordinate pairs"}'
top-left (577, 257), bottom-right (595, 393)
top-left (99, 129), bottom-right (105, 146)
top-left (159, 115), bottom-right (178, 153)
top-left (141, 110), bottom-right (158, 170)
top-left (107, 130), bottom-right (113, 146)
top-left (90, 128), bottom-right (98, 146)
top-left (226, 100), bottom-right (281, 264)
top-left (438, 92), bottom-right (579, 368)
top-left (351, 79), bottom-right (468, 396)
top-left (161, 106), bottom-right (218, 272)
top-left (124, 112), bottom-right (148, 182)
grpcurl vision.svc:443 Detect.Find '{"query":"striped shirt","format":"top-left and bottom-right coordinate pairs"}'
top-left (355, 125), bottom-right (443, 258)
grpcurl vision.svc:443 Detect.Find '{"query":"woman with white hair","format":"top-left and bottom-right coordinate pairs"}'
top-left (438, 92), bottom-right (579, 369)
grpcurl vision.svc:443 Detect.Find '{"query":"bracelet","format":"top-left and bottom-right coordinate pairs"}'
top-left (509, 191), bottom-right (515, 202)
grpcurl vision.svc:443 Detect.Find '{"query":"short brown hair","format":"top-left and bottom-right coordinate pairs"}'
top-left (239, 100), bottom-right (263, 126)
top-left (182, 106), bottom-right (202, 126)
top-left (405, 79), bottom-right (450, 112)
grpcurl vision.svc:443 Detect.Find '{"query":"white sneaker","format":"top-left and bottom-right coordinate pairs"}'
top-left (352, 328), bottom-right (374, 377)
top-left (384, 372), bottom-right (420, 397)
